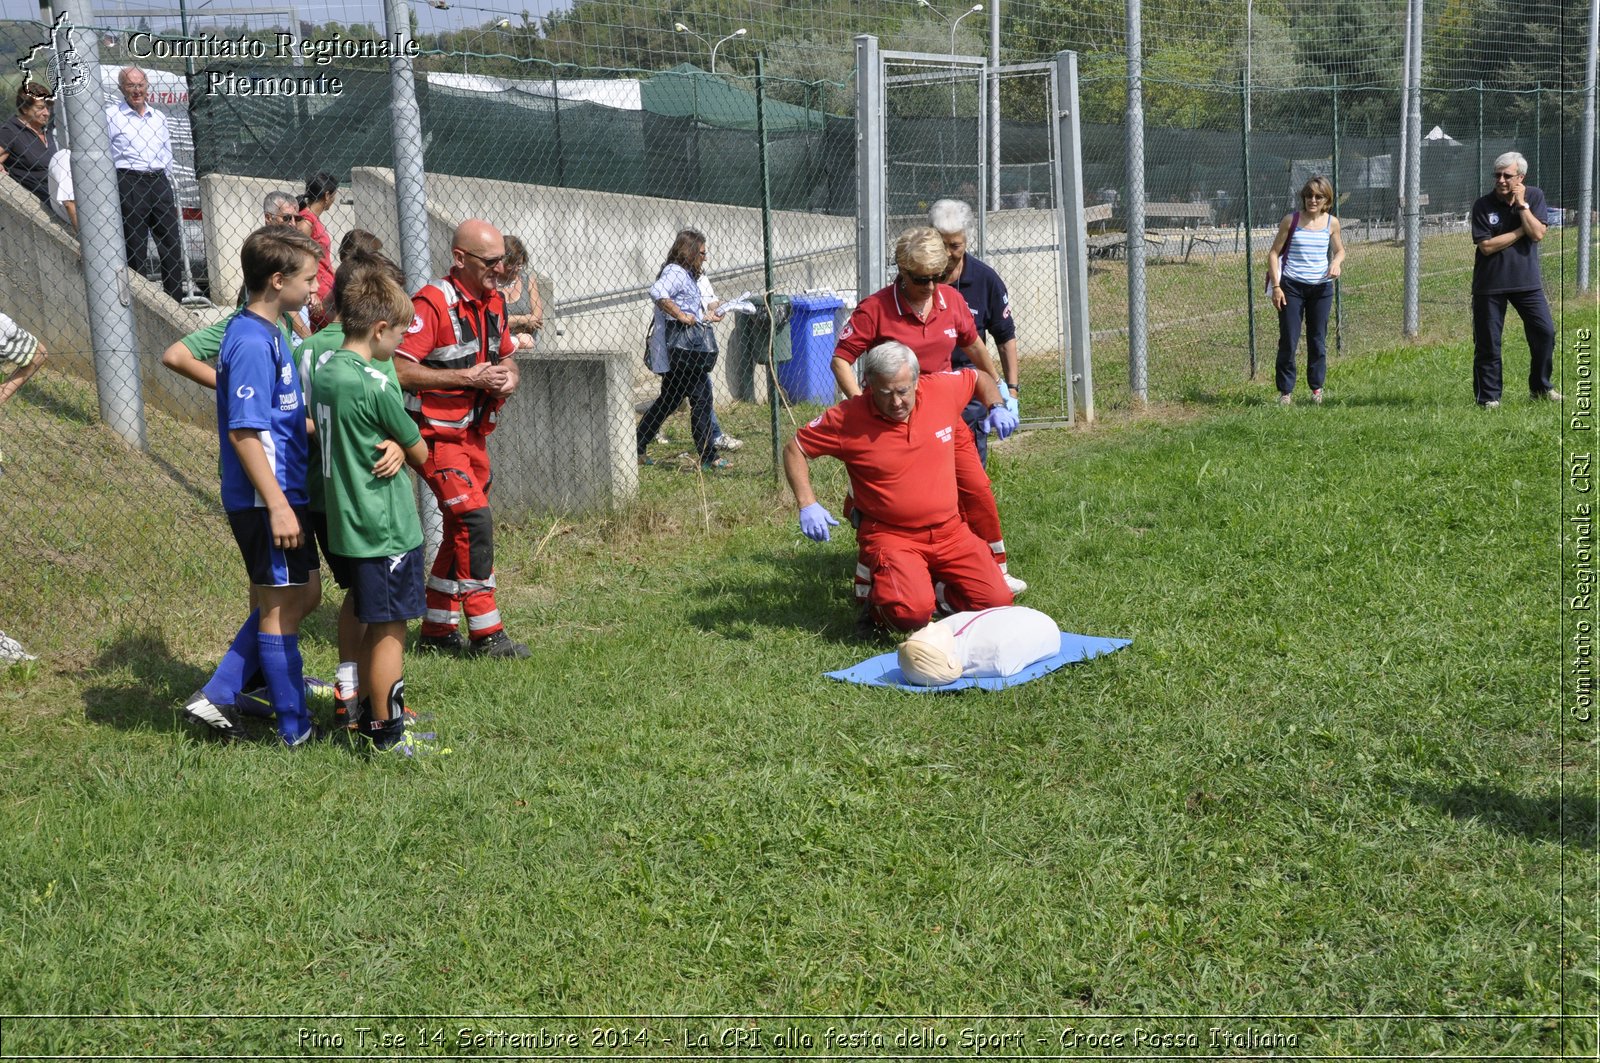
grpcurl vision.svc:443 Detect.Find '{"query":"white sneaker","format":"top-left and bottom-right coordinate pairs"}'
top-left (0, 631), bottom-right (35, 663)
top-left (1004, 573), bottom-right (1028, 596)
top-left (715, 433), bottom-right (745, 451)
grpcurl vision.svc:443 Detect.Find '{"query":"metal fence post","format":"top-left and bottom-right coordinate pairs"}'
top-left (1478, 81), bottom-right (1484, 186)
top-left (1533, 85), bottom-right (1542, 187)
top-left (1401, 0), bottom-right (1422, 341)
top-left (1331, 73), bottom-right (1342, 355)
top-left (551, 66), bottom-right (567, 188)
top-left (64, 23), bottom-right (145, 451)
top-left (1125, 0), bottom-right (1148, 403)
top-left (1242, 70), bottom-right (1256, 380)
top-left (855, 34), bottom-right (886, 300)
top-left (383, 0), bottom-right (439, 563)
top-left (385, 0), bottom-right (431, 292)
top-left (989, 0), bottom-right (1001, 215)
top-left (1053, 50), bottom-right (1093, 423)
top-left (1581, 0), bottom-right (1598, 292)
top-left (756, 54), bottom-right (780, 478)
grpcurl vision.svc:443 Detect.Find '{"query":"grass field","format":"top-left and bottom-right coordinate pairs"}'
top-left (0, 311), bottom-right (1594, 1054)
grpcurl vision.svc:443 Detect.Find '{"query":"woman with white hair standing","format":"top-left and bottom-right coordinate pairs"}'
top-left (927, 198), bottom-right (1020, 466)
top-left (829, 226), bottom-right (1027, 596)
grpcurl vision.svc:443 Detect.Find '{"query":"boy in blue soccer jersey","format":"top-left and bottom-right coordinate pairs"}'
top-left (183, 226), bottom-right (326, 746)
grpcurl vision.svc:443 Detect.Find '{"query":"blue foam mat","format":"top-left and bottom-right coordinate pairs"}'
top-left (826, 632), bottom-right (1132, 691)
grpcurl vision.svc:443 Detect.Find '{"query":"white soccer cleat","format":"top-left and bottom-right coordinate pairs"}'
top-left (1003, 573), bottom-right (1029, 596)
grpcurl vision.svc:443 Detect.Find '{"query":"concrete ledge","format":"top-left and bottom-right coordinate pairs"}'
top-left (0, 175), bottom-right (226, 432)
top-left (487, 347), bottom-right (638, 519)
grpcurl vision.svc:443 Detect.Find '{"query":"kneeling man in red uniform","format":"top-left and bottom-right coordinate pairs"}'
top-left (784, 340), bottom-right (1020, 632)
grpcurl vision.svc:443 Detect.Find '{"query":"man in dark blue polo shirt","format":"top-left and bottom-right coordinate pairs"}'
top-left (1470, 150), bottom-right (1559, 408)
top-left (930, 199), bottom-right (1020, 466)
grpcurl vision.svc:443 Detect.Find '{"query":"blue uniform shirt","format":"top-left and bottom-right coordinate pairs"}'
top-left (1471, 185), bottom-right (1548, 295)
top-left (216, 309), bottom-right (309, 512)
top-left (947, 253), bottom-right (1016, 371)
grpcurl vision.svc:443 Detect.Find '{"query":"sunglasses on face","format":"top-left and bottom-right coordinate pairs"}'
top-left (906, 271), bottom-right (948, 285)
top-left (460, 249), bottom-right (506, 270)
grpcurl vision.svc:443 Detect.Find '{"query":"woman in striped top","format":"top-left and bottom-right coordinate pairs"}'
top-left (1267, 175), bottom-right (1345, 405)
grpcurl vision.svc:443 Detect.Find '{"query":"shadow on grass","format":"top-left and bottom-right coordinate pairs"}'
top-left (684, 547), bottom-right (889, 647)
top-left (1169, 386), bottom-right (1437, 410)
top-left (81, 625), bottom-right (208, 733)
top-left (1400, 780), bottom-right (1598, 850)
top-left (145, 453), bottom-right (225, 512)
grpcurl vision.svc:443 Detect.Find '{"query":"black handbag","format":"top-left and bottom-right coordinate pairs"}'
top-left (665, 318), bottom-right (718, 373)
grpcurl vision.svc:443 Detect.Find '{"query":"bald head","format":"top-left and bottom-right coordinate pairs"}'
top-left (450, 219), bottom-right (506, 298)
top-left (118, 66), bottom-right (151, 112)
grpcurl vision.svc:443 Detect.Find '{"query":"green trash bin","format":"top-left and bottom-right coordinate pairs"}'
top-left (731, 294), bottom-right (791, 402)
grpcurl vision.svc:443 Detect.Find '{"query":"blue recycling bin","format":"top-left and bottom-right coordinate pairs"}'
top-left (778, 292), bottom-right (845, 405)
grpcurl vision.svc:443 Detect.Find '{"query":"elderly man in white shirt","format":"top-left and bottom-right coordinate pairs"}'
top-left (105, 66), bottom-right (182, 300)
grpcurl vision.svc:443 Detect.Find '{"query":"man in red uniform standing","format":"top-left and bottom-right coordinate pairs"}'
top-left (829, 227), bottom-right (1026, 597)
top-left (787, 341), bottom-right (1019, 633)
top-left (395, 219), bottom-right (529, 658)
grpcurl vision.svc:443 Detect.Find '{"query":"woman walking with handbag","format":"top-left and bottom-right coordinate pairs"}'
top-left (638, 229), bottom-right (728, 469)
top-left (1266, 175), bottom-right (1344, 406)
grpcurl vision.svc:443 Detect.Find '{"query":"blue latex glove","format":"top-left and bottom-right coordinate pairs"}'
top-left (997, 380), bottom-right (1020, 419)
top-left (799, 502), bottom-right (840, 542)
top-left (984, 404), bottom-right (1019, 440)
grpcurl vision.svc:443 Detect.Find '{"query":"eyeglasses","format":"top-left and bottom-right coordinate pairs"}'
top-left (1494, 171), bottom-right (1519, 181)
top-left (266, 212), bottom-right (298, 224)
top-left (905, 271), bottom-right (948, 286)
top-left (459, 249), bottom-right (506, 270)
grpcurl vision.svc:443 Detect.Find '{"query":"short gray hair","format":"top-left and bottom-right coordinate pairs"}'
top-left (858, 341), bottom-right (919, 386)
top-left (1493, 151), bottom-right (1528, 176)
top-left (928, 198), bottom-right (974, 238)
top-left (263, 191), bottom-right (297, 216)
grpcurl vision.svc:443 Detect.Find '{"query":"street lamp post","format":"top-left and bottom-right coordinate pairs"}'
top-left (463, 17), bottom-right (509, 75)
top-left (918, 0), bottom-right (984, 199)
top-left (675, 21), bottom-right (747, 73)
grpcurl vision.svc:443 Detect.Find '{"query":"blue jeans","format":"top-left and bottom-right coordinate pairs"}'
top-left (1275, 276), bottom-right (1333, 396)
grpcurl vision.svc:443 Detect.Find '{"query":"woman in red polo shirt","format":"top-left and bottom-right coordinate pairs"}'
top-left (829, 227), bottom-right (1026, 595)
top-left (295, 171), bottom-right (338, 329)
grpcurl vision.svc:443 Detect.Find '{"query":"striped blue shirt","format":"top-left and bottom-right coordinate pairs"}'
top-left (1283, 218), bottom-right (1333, 283)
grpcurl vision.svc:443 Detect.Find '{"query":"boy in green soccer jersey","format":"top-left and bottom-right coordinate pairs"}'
top-left (311, 265), bottom-right (430, 753)
top-left (299, 252), bottom-right (409, 727)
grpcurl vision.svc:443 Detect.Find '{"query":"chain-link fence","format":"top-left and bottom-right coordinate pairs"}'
top-left (0, 8), bottom-right (1595, 655)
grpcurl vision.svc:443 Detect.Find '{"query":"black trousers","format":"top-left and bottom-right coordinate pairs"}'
top-left (117, 169), bottom-right (183, 300)
top-left (637, 351), bottom-right (717, 463)
top-left (1472, 287), bottom-right (1554, 403)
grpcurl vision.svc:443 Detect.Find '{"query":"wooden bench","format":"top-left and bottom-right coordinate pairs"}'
top-left (1143, 202), bottom-right (1219, 262)
top-left (1082, 202), bottom-right (1123, 258)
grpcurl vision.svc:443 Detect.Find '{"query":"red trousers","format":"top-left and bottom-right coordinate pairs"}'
top-left (420, 435), bottom-right (505, 641)
top-left (845, 422), bottom-right (1008, 572)
top-left (953, 422), bottom-right (1008, 572)
top-left (854, 514), bottom-right (1013, 631)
